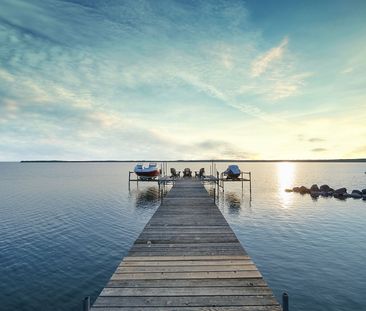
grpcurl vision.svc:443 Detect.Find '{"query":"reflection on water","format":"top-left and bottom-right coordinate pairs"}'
top-left (277, 162), bottom-right (295, 208)
top-left (134, 186), bottom-right (160, 209)
top-left (225, 192), bottom-right (241, 215)
top-left (206, 186), bottom-right (215, 196)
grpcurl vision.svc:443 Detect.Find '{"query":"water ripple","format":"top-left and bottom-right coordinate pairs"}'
top-left (1, 162), bottom-right (366, 310)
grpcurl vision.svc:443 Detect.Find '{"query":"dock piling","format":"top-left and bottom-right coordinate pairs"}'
top-left (249, 172), bottom-right (252, 201)
top-left (241, 172), bottom-right (244, 191)
top-left (213, 187), bottom-right (216, 204)
top-left (83, 296), bottom-right (90, 311)
top-left (282, 292), bottom-right (289, 311)
top-left (128, 171), bottom-right (131, 191)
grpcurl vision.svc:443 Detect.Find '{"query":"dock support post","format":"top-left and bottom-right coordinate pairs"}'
top-left (216, 171), bottom-right (220, 198)
top-left (213, 187), bottom-right (216, 204)
top-left (282, 292), bottom-right (289, 311)
top-left (241, 172), bottom-right (244, 191)
top-left (161, 188), bottom-right (164, 202)
top-left (83, 296), bottom-right (90, 311)
top-left (128, 172), bottom-right (131, 191)
top-left (249, 172), bottom-right (252, 201)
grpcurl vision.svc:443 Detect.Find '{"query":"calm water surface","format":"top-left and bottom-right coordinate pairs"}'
top-left (0, 162), bottom-right (366, 311)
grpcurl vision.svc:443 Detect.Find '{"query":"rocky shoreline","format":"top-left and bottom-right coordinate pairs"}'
top-left (285, 184), bottom-right (366, 200)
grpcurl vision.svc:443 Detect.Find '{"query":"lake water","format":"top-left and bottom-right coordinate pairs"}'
top-left (1, 162), bottom-right (366, 311)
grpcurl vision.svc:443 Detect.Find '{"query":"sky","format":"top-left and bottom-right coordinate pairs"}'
top-left (0, 0), bottom-right (365, 161)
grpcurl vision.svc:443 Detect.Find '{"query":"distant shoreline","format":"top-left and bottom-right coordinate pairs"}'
top-left (19, 159), bottom-right (366, 163)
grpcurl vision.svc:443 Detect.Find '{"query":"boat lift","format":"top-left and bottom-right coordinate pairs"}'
top-left (202, 171), bottom-right (252, 201)
top-left (128, 171), bottom-right (174, 190)
top-left (128, 162), bottom-right (176, 199)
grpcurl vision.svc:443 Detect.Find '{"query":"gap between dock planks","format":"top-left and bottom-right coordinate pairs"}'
top-left (91, 179), bottom-right (281, 310)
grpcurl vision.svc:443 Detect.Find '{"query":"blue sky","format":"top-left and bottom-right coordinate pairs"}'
top-left (0, 0), bottom-right (365, 160)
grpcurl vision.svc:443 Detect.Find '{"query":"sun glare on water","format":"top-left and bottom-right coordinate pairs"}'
top-left (277, 162), bottom-right (296, 208)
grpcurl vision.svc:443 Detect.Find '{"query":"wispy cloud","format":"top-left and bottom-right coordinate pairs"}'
top-left (0, 69), bottom-right (15, 82)
top-left (251, 37), bottom-right (288, 77)
top-left (342, 67), bottom-right (354, 74)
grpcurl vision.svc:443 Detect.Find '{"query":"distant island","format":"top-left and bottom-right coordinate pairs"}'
top-left (20, 159), bottom-right (366, 163)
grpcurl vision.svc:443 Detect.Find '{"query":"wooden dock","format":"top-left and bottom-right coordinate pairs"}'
top-left (91, 179), bottom-right (281, 310)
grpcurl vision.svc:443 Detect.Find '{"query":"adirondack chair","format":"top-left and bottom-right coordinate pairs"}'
top-left (170, 168), bottom-right (180, 178)
top-left (183, 168), bottom-right (192, 177)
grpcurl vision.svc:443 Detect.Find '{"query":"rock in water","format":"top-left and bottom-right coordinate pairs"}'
top-left (293, 187), bottom-right (300, 192)
top-left (334, 193), bottom-right (347, 200)
top-left (310, 184), bottom-right (320, 192)
top-left (299, 186), bottom-right (309, 194)
top-left (352, 190), bottom-right (363, 195)
top-left (362, 189), bottom-right (366, 195)
top-left (320, 184), bottom-right (330, 192)
top-left (334, 188), bottom-right (347, 195)
top-left (285, 189), bottom-right (293, 192)
top-left (350, 192), bottom-right (362, 199)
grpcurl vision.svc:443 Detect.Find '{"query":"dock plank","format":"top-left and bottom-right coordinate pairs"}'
top-left (110, 271), bottom-right (262, 280)
top-left (93, 295), bottom-right (279, 307)
top-left (106, 278), bottom-right (268, 288)
top-left (91, 307), bottom-right (282, 311)
top-left (100, 287), bottom-right (273, 296)
top-left (120, 259), bottom-right (254, 266)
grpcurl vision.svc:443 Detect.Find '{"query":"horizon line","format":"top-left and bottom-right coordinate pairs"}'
top-left (12, 158), bottom-right (366, 163)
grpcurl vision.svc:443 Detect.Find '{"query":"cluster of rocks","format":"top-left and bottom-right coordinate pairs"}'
top-left (285, 184), bottom-right (366, 200)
